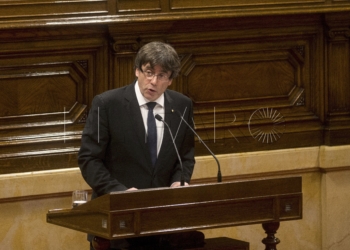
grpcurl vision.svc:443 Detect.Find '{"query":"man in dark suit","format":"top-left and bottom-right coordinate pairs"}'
top-left (78, 41), bottom-right (197, 249)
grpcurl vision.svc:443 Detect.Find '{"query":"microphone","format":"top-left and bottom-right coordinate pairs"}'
top-left (173, 110), bottom-right (222, 182)
top-left (155, 114), bottom-right (185, 186)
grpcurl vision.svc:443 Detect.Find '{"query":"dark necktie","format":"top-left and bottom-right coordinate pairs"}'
top-left (147, 102), bottom-right (157, 166)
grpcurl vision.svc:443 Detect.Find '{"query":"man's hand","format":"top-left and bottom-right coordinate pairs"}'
top-left (126, 187), bottom-right (138, 191)
top-left (170, 182), bottom-right (189, 188)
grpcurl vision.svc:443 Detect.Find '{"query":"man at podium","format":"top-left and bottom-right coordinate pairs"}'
top-left (78, 41), bottom-right (200, 249)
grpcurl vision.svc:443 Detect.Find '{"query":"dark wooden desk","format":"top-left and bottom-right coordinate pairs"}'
top-left (47, 176), bottom-right (302, 249)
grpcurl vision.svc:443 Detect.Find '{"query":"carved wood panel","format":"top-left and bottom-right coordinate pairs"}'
top-left (0, 29), bottom-right (108, 174)
top-left (0, 10), bottom-right (349, 174)
top-left (108, 15), bottom-right (325, 155)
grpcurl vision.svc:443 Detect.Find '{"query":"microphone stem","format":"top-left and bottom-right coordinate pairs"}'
top-left (164, 122), bottom-right (185, 186)
top-left (156, 115), bottom-right (185, 186)
top-left (178, 113), bottom-right (222, 183)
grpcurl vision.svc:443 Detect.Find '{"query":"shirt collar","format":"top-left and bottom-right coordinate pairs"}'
top-left (135, 81), bottom-right (164, 108)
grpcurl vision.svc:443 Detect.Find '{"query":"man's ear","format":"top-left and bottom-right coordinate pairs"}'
top-left (135, 68), bottom-right (140, 78)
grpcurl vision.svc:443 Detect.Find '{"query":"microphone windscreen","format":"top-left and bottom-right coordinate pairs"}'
top-left (155, 114), bottom-right (163, 121)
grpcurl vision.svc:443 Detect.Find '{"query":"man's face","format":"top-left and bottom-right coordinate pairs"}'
top-left (135, 64), bottom-right (173, 101)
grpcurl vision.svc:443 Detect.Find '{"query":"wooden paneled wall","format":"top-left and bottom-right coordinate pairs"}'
top-left (0, 1), bottom-right (350, 174)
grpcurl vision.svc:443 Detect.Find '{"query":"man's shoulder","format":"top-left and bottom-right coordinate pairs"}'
top-left (99, 84), bottom-right (131, 97)
top-left (96, 83), bottom-right (134, 103)
top-left (165, 89), bottom-right (191, 102)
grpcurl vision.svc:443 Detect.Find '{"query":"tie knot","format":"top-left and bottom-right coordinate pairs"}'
top-left (147, 102), bottom-right (157, 111)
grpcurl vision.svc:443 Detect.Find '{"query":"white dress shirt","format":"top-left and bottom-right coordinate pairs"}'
top-left (135, 82), bottom-right (165, 156)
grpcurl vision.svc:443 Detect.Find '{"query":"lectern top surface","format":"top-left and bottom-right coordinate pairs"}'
top-left (73, 176), bottom-right (301, 212)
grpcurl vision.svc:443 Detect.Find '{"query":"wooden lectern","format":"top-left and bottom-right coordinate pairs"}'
top-left (47, 176), bottom-right (302, 249)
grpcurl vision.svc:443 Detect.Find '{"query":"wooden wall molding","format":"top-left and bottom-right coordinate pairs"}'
top-left (324, 12), bottom-right (350, 145)
top-left (0, 1), bottom-right (350, 30)
top-left (0, 0), bottom-right (109, 21)
top-left (327, 28), bottom-right (350, 41)
top-left (113, 0), bottom-right (350, 16)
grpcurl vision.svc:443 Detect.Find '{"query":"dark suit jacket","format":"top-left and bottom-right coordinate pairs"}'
top-left (78, 82), bottom-right (195, 200)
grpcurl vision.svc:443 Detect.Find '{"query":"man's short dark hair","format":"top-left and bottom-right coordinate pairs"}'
top-left (134, 41), bottom-right (181, 79)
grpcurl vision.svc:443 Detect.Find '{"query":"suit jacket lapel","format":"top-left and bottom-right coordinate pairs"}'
top-left (124, 83), bottom-right (152, 166)
top-left (156, 91), bottom-right (179, 166)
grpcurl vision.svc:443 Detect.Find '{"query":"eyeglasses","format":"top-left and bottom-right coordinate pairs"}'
top-left (142, 70), bottom-right (170, 82)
